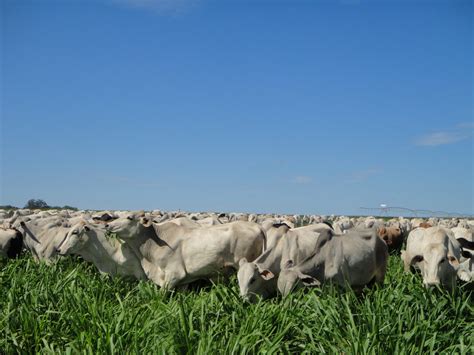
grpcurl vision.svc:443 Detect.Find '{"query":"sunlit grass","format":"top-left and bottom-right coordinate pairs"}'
top-left (1, 255), bottom-right (472, 353)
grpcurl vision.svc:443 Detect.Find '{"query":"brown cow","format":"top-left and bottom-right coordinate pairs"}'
top-left (418, 222), bottom-right (432, 228)
top-left (377, 226), bottom-right (404, 251)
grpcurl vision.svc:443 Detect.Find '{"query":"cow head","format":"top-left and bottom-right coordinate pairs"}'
top-left (278, 260), bottom-right (321, 297)
top-left (57, 221), bottom-right (93, 255)
top-left (378, 227), bottom-right (402, 248)
top-left (105, 212), bottom-right (150, 239)
top-left (237, 258), bottom-right (275, 302)
top-left (277, 260), bottom-right (321, 297)
top-left (410, 243), bottom-right (459, 288)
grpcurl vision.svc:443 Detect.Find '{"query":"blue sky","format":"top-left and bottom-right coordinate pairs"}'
top-left (1, 0), bottom-right (472, 215)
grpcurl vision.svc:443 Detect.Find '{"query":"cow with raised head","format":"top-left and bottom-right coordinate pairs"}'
top-left (105, 213), bottom-right (266, 289)
top-left (56, 220), bottom-right (146, 280)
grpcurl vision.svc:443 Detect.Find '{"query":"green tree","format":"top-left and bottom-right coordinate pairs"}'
top-left (24, 199), bottom-right (49, 209)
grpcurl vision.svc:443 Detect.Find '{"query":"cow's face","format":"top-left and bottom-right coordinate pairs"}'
top-left (277, 269), bottom-right (301, 297)
top-left (57, 223), bottom-right (91, 255)
top-left (105, 213), bottom-right (146, 238)
top-left (278, 260), bottom-right (321, 297)
top-left (411, 244), bottom-right (459, 288)
top-left (237, 259), bottom-right (274, 302)
top-left (378, 227), bottom-right (402, 246)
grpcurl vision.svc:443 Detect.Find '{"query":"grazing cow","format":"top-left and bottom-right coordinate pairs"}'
top-left (401, 227), bottom-right (462, 288)
top-left (56, 221), bottom-right (146, 280)
top-left (237, 223), bottom-right (333, 301)
top-left (277, 229), bottom-right (388, 297)
top-left (377, 226), bottom-right (404, 251)
top-left (418, 222), bottom-right (433, 229)
top-left (0, 227), bottom-right (23, 259)
top-left (106, 215), bottom-right (266, 289)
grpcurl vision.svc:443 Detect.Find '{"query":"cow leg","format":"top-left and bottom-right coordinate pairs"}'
top-left (374, 267), bottom-right (386, 285)
top-left (401, 250), bottom-right (411, 272)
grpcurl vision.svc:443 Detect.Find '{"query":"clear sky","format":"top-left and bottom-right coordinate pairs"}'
top-left (1, 0), bottom-right (473, 215)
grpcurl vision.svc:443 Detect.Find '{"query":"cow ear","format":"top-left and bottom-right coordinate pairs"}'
top-left (410, 255), bottom-right (423, 265)
top-left (299, 274), bottom-right (321, 287)
top-left (239, 258), bottom-right (248, 267)
top-left (259, 269), bottom-right (274, 280)
top-left (461, 250), bottom-right (472, 258)
top-left (283, 259), bottom-right (294, 269)
top-left (448, 256), bottom-right (459, 267)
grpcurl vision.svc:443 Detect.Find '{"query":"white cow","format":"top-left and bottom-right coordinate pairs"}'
top-left (401, 227), bottom-right (462, 288)
top-left (56, 221), bottom-right (146, 280)
top-left (15, 217), bottom-right (72, 261)
top-left (106, 214), bottom-right (266, 289)
top-left (277, 229), bottom-right (388, 297)
top-left (237, 223), bottom-right (333, 301)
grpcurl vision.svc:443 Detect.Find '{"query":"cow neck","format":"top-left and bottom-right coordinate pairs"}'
top-left (80, 229), bottom-right (115, 264)
top-left (20, 224), bottom-right (41, 244)
top-left (81, 229), bottom-right (127, 276)
top-left (149, 223), bottom-right (179, 249)
top-left (254, 235), bottom-right (287, 272)
top-left (297, 235), bottom-right (336, 278)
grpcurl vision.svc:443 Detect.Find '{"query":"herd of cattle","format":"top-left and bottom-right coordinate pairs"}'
top-left (1, 209), bottom-right (473, 300)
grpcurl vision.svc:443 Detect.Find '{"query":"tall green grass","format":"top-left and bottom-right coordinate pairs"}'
top-left (1, 255), bottom-right (472, 354)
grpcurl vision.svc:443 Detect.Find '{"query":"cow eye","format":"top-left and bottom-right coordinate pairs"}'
top-left (72, 230), bottom-right (79, 235)
top-left (249, 277), bottom-right (256, 284)
top-left (440, 258), bottom-right (446, 263)
top-left (127, 216), bottom-right (133, 220)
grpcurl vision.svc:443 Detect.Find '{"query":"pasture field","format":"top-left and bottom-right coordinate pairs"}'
top-left (1, 255), bottom-right (473, 354)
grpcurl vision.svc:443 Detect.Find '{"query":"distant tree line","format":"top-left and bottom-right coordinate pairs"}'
top-left (0, 199), bottom-right (78, 211)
